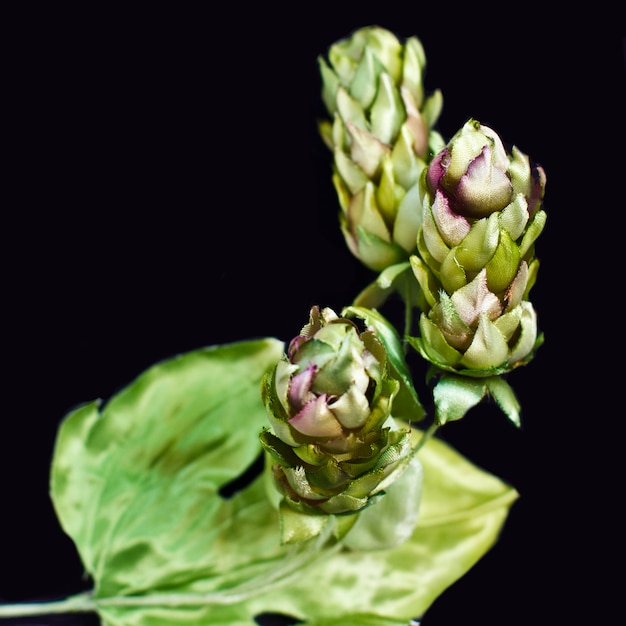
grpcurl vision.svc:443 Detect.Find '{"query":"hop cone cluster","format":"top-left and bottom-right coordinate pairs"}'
top-left (260, 306), bottom-right (412, 516)
top-left (409, 119), bottom-right (547, 375)
top-left (318, 25), bottom-right (444, 272)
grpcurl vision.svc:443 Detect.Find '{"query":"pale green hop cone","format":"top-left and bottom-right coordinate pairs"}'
top-left (409, 119), bottom-right (547, 375)
top-left (318, 25), bottom-right (445, 272)
top-left (259, 306), bottom-right (413, 519)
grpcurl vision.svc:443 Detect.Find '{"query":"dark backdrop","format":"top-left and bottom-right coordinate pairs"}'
top-left (2, 6), bottom-right (624, 625)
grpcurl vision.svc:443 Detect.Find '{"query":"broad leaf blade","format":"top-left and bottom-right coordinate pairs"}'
top-left (432, 373), bottom-right (487, 424)
top-left (50, 338), bottom-right (285, 600)
top-left (49, 340), bottom-right (517, 626)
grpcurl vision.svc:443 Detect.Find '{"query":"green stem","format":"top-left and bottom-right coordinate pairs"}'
top-left (99, 538), bottom-right (343, 608)
top-left (0, 519), bottom-right (341, 617)
top-left (0, 591), bottom-right (96, 617)
top-left (413, 421), bottom-right (439, 455)
top-left (403, 281), bottom-right (413, 354)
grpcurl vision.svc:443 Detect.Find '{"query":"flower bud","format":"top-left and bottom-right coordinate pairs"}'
top-left (318, 26), bottom-right (445, 272)
top-left (409, 119), bottom-right (547, 375)
top-left (260, 306), bottom-right (412, 516)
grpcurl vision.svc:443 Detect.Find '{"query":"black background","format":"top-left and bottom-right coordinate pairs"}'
top-left (2, 6), bottom-right (624, 625)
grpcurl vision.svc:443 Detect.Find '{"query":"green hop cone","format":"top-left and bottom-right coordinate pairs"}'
top-left (260, 306), bottom-right (413, 525)
top-left (409, 118), bottom-right (547, 375)
top-left (318, 25), bottom-right (445, 272)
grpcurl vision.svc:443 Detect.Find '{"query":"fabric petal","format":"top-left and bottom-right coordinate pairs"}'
top-left (289, 395), bottom-right (343, 438)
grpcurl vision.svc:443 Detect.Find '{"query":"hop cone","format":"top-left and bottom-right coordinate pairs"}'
top-left (409, 119), bottom-right (547, 375)
top-left (260, 306), bottom-right (412, 516)
top-left (318, 26), bottom-right (444, 272)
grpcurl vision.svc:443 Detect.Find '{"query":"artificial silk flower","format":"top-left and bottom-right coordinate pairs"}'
top-left (260, 306), bottom-right (413, 516)
top-left (409, 119), bottom-right (547, 375)
top-left (318, 25), bottom-right (445, 272)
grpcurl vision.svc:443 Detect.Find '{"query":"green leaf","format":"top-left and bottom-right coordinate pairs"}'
top-left (50, 339), bottom-right (291, 620)
top-left (342, 305), bottom-right (425, 423)
top-left (486, 376), bottom-right (521, 427)
top-left (49, 339), bottom-right (517, 626)
top-left (432, 373), bottom-right (521, 426)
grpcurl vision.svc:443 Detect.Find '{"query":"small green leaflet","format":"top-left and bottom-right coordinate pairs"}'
top-left (432, 373), bottom-right (521, 426)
